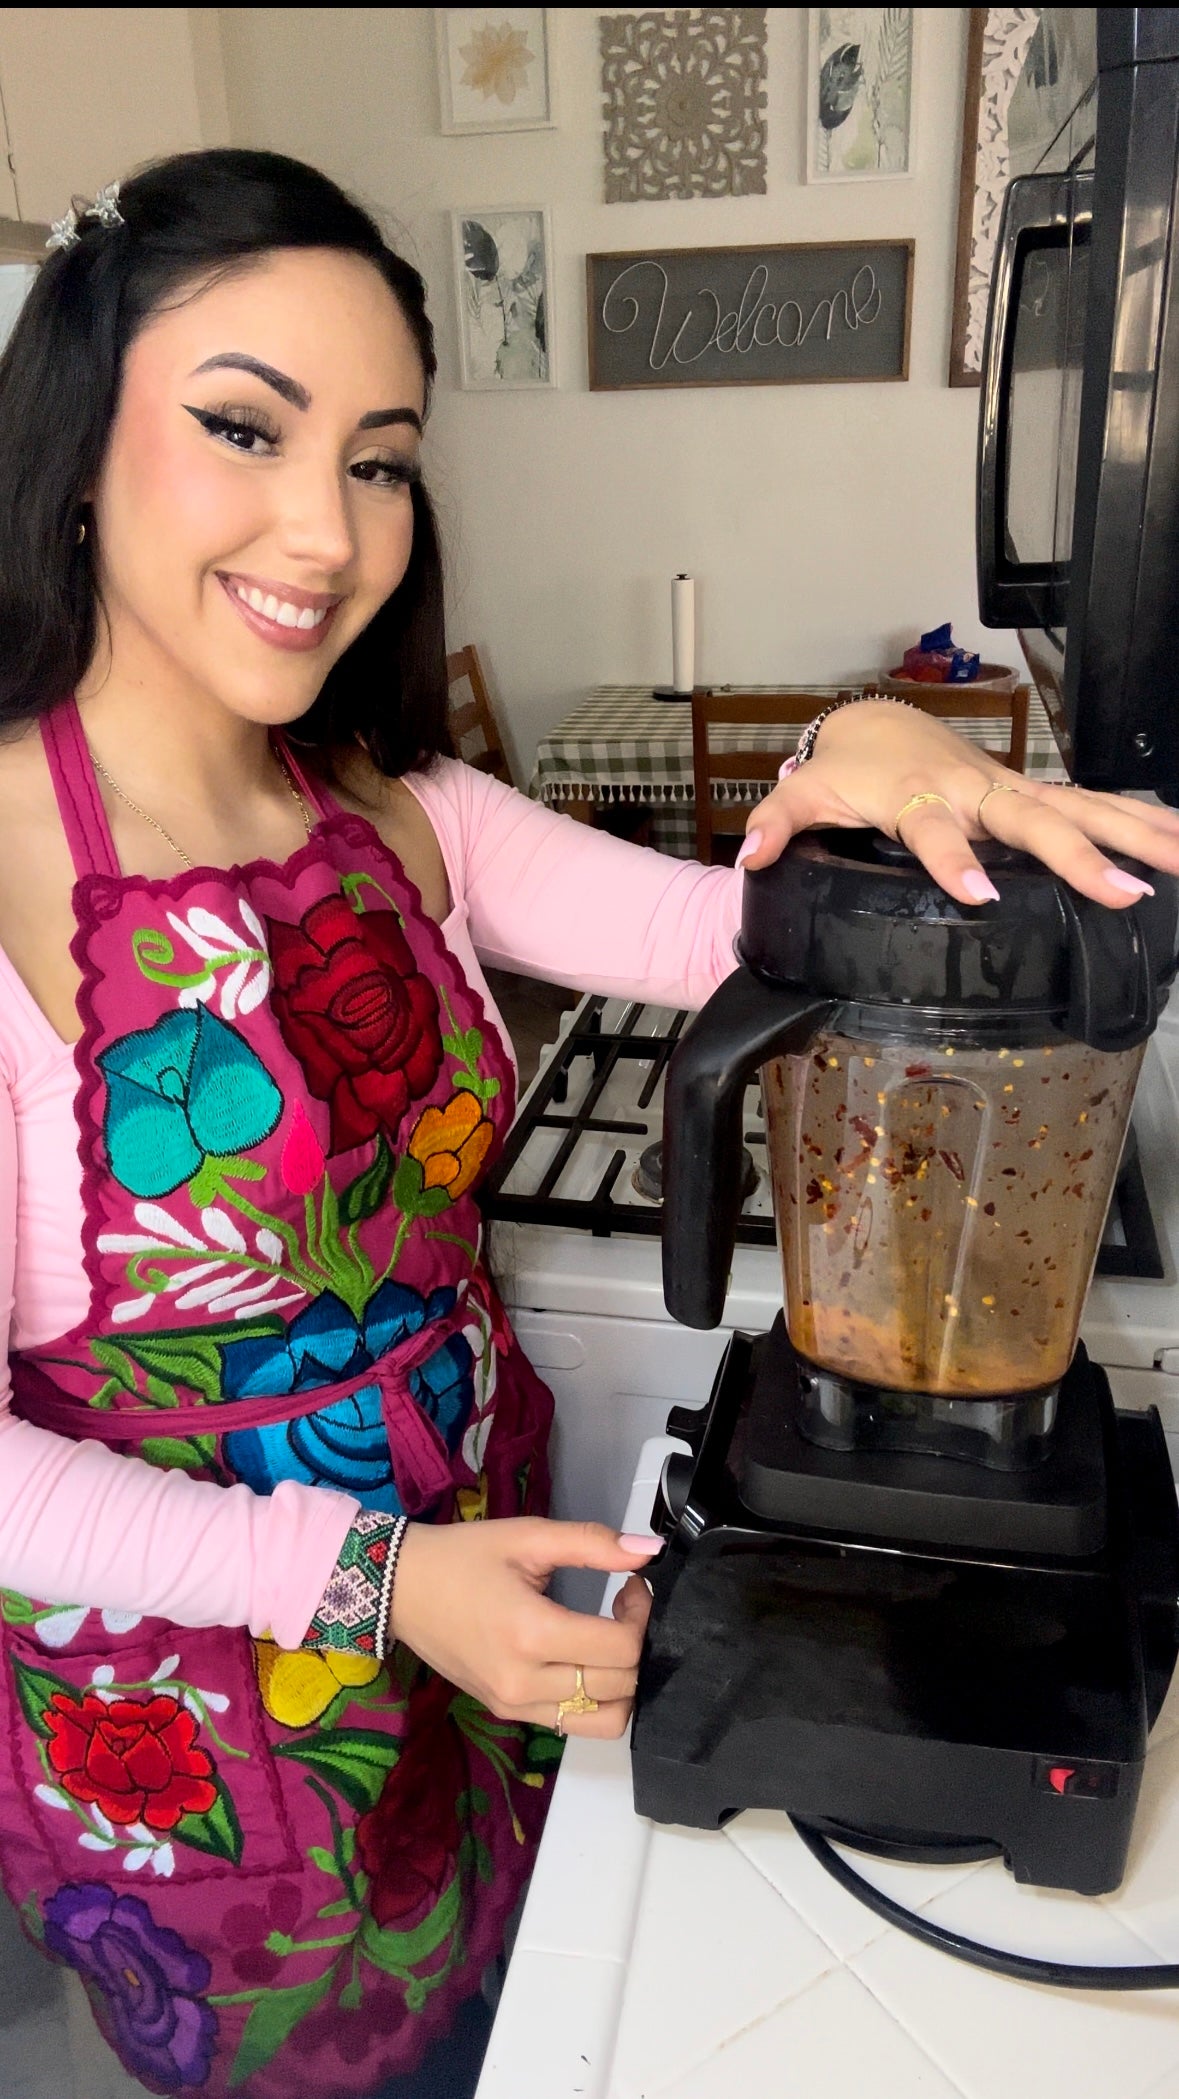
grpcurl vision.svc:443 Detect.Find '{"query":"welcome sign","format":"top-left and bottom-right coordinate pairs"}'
top-left (586, 239), bottom-right (914, 390)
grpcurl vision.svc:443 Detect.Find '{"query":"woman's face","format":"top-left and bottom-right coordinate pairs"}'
top-left (89, 246), bottom-right (426, 726)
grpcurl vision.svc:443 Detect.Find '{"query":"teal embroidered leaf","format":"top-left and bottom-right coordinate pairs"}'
top-left (10, 1656), bottom-right (72, 1739)
top-left (338, 1137), bottom-right (394, 1228)
top-left (174, 1776), bottom-right (244, 1865)
top-left (274, 1727), bottom-right (402, 1813)
top-left (227, 1968), bottom-right (335, 2090)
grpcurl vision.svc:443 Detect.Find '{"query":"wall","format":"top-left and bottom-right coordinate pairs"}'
top-left (0, 8), bottom-right (226, 225)
top-left (219, 7), bottom-right (1008, 775)
top-left (0, 7), bottom-right (1006, 776)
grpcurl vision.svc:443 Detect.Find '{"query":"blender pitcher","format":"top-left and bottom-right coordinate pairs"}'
top-left (662, 831), bottom-right (1177, 1467)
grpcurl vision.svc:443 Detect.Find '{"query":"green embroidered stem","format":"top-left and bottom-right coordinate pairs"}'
top-left (423, 1229), bottom-right (480, 1263)
top-left (341, 871), bottom-right (403, 918)
top-left (264, 1929), bottom-right (353, 1958)
top-left (92, 1676), bottom-right (250, 1758)
top-left (207, 1179), bottom-right (321, 1293)
top-left (132, 930), bottom-right (266, 991)
top-left (305, 1775), bottom-right (364, 1909)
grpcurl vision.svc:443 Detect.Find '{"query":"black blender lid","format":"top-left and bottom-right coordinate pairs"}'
top-left (738, 829), bottom-right (1178, 1052)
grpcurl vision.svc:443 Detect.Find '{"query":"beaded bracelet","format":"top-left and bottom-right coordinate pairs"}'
top-left (376, 1515), bottom-right (410, 1659)
top-left (782, 692), bottom-right (917, 778)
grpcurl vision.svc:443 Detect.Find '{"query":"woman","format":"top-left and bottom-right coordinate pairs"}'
top-left (0, 148), bottom-right (1174, 2099)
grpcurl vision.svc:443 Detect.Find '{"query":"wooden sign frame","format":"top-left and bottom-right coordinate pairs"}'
top-left (586, 238), bottom-right (914, 393)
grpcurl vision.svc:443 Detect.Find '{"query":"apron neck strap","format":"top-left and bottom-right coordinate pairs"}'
top-left (40, 697), bottom-right (121, 881)
top-left (276, 734), bottom-right (345, 822)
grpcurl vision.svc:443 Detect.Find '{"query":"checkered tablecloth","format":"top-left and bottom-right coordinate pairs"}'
top-left (530, 683), bottom-right (1069, 857)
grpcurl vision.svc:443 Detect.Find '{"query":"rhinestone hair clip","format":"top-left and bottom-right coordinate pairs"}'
top-left (45, 181), bottom-right (124, 253)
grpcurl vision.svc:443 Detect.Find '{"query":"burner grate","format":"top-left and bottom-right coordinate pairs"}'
top-left (481, 997), bottom-right (1165, 1278)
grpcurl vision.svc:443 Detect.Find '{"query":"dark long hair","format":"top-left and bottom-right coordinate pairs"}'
top-left (0, 148), bottom-right (453, 775)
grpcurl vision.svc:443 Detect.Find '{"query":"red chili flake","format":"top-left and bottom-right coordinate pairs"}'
top-left (905, 1063), bottom-right (931, 1079)
top-left (938, 1150), bottom-right (965, 1181)
top-left (1001, 1168), bottom-right (1018, 1177)
top-left (983, 1202), bottom-right (996, 1216)
top-left (1089, 1089), bottom-right (1108, 1107)
top-left (806, 1178), bottom-right (823, 1205)
top-left (920, 1207), bottom-right (932, 1222)
top-left (850, 1116), bottom-right (876, 1145)
top-left (1077, 1148), bottom-right (1093, 1163)
top-left (814, 1054), bottom-right (828, 1071)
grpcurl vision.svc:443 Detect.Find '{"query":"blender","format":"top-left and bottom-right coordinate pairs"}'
top-left (632, 830), bottom-right (1179, 1894)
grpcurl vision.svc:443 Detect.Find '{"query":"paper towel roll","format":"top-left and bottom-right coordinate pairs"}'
top-left (672, 574), bottom-right (695, 696)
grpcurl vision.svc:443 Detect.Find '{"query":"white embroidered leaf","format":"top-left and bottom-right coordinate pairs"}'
top-left (110, 1296), bottom-right (155, 1324)
top-left (219, 959), bottom-right (249, 1019)
top-left (239, 899), bottom-right (267, 948)
top-left (91, 1665), bottom-right (115, 1686)
top-left (186, 906), bottom-right (246, 949)
top-left (166, 910), bottom-right (227, 961)
top-left (36, 1607), bottom-right (88, 1649)
top-left (199, 1688), bottom-right (229, 1713)
top-left (100, 1609), bottom-right (143, 1635)
top-left (127, 1822), bottom-right (154, 1843)
top-left (205, 1276), bottom-right (293, 1314)
top-left (132, 1205), bottom-right (205, 1251)
top-left (78, 1832), bottom-right (116, 1851)
top-left (33, 1784), bottom-right (72, 1812)
top-left (123, 1847), bottom-right (151, 1872)
top-left (238, 1290), bottom-right (303, 1318)
top-left (97, 1233), bottom-right (171, 1255)
top-left (150, 1653), bottom-right (181, 1682)
top-left (236, 962), bottom-right (270, 1015)
top-left (255, 1228), bottom-right (285, 1264)
top-left (91, 1808), bottom-right (116, 1839)
top-left (200, 1209), bottom-right (246, 1254)
top-left (178, 976), bottom-right (215, 1009)
top-left (173, 1273), bottom-right (241, 1310)
top-left (183, 1691), bottom-right (202, 1720)
top-left (150, 1844), bottom-right (175, 1878)
top-left (164, 1260), bottom-right (226, 1293)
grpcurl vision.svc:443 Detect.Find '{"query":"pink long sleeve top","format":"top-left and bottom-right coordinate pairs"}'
top-left (0, 762), bottom-right (741, 1646)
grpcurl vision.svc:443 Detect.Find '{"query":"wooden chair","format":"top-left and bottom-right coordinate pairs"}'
top-left (692, 690), bottom-right (855, 863)
top-left (691, 684), bottom-right (1033, 864)
top-left (447, 645), bottom-right (512, 785)
top-left (862, 681), bottom-right (1031, 775)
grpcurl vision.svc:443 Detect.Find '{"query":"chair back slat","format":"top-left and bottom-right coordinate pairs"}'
top-left (446, 645), bottom-right (512, 785)
top-left (690, 684), bottom-right (1032, 863)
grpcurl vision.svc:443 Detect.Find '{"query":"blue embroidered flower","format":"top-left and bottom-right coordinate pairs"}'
top-left (98, 1007), bottom-right (282, 1199)
top-left (220, 1282), bottom-right (474, 1512)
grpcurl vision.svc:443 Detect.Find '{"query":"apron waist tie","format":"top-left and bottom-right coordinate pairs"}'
top-left (11, 1301), bottom-right (471, 1517)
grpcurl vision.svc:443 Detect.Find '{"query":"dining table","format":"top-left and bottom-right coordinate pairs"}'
top-left (529, 683), bottom-right (1069, 857)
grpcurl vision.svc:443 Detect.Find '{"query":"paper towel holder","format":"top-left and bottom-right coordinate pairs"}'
top-left (654, 572), bottom-right (695, 701)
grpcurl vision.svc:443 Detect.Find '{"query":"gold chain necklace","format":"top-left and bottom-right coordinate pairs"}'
top-left (89, 742), bottom-right (314, 870)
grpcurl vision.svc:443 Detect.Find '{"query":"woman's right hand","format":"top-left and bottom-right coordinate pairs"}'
top-left (388, 1517), bottom-right (661, 1737)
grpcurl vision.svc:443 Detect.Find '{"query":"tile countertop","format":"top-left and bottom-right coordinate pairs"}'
top-left (476, 1437), bottom-right (1179, 2099)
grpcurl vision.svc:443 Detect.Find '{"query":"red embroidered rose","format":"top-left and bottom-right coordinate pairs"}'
top-left (44, 1691), bottom-right (218, 1831)
top-left (355, 1674), bottom-right (465, 1927)
top-left (267, 894), bottom-right (442, 1153)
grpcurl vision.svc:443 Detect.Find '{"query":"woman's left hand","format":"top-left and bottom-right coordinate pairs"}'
top-left (736, 700), bottom-right (1179, 906)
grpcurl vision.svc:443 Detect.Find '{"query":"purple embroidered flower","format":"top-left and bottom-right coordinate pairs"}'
top-left (43, 1882), bottom-right (216, 2090)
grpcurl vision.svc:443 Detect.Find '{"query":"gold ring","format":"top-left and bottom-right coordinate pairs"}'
top-left (892, 790), bottom-right (955, 842)
top-left (976, 778), bottom-right (1026, 828)
top-left (555, 1666), bottom-right (599, 1734)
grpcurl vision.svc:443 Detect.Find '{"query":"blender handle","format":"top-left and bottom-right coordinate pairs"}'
top-left (662, 972), bottom-right (836, 1328)
top-left (1060, 888), bottom-right (1160, 1051)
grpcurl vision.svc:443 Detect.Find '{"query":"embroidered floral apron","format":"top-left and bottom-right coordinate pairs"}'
top-left (0, 698), bottom-right (557, 2096)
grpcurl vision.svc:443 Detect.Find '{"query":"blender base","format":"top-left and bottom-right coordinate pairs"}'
top-left (631, 1331), bottom-right (1179, 1895)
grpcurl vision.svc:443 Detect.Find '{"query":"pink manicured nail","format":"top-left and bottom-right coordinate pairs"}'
top-left (735, 828), bottom-right (764, 870)
top-left (1106, 868), bottom-right (1155, 897)
top-left (961, 868), bottom-right (1000, 904)
top-left (619, 1533), bottom-right (662, 1556)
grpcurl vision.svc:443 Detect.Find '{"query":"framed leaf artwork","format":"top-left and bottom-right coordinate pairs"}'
top-left (806, 7), bottom-right (917, 182)
top-left (452, 207), bottom-right (555, 390)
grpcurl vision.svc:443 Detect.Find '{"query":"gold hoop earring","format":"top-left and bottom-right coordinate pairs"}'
top-left (76, 519), bottom-right (86, 544)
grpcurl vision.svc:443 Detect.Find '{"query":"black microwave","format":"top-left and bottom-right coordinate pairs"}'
top-left (978, 9), bottom-right (1179, 797)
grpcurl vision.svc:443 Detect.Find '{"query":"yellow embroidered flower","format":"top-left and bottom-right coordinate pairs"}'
top-left (459, 22), bottom-right (534, 106)
top-left (407, 1092), bottom-right (493, 1202)
top-left (254, 1638), bottom-right (382, 1730)
top-left (457, 1471), bottom-right (489, 1523)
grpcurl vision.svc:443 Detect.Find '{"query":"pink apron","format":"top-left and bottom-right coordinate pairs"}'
top-left (0, 698), bottom-right (557, 2095)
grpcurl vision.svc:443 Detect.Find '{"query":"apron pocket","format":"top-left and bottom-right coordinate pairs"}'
top-left (4, 1620), bottom-right (300, 1886)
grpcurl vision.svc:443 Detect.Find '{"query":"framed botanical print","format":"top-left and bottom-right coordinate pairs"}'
top-left (435, 8), bottom-right (555, 135)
